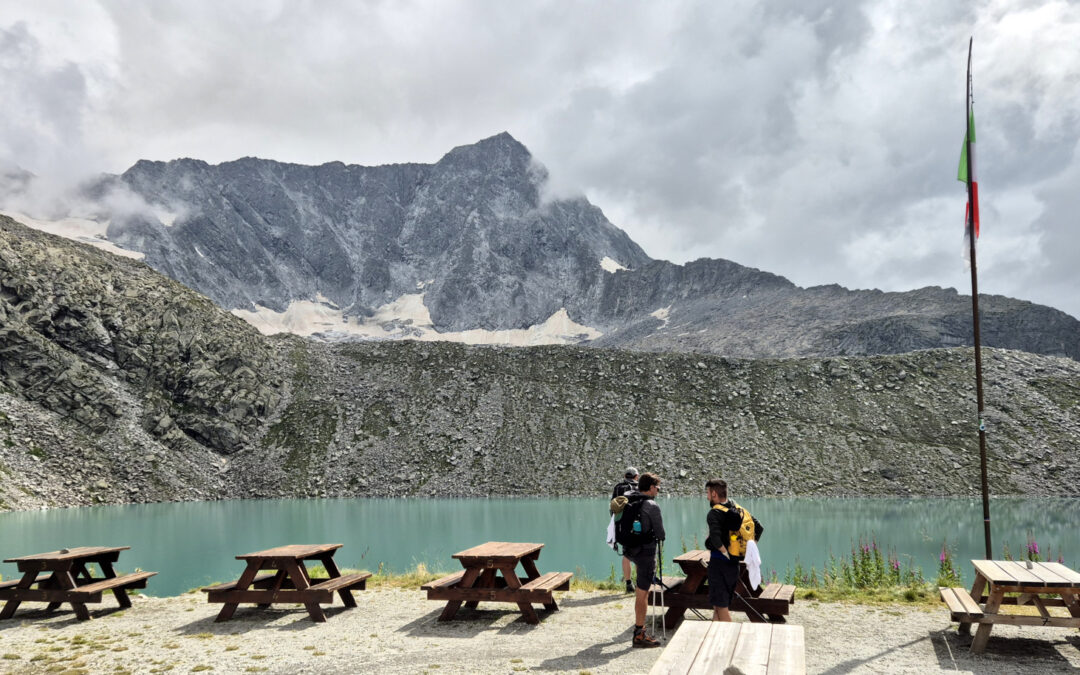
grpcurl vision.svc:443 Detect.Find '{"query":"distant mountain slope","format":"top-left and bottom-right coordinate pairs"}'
top-left (103, 132), bottom-right (650, 334)
top-left (2, 216), bottom-right (1079, 510)
top-left (13, 133), bottom-right (1080, 360)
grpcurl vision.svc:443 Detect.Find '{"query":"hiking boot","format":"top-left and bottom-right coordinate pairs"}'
top-left (625, 579), bottom-right (634, 593)
top-left (632, 628), bottom-right (661, 648)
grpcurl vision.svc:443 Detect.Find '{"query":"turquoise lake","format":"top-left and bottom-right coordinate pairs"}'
top-left (1, 497), bottom-right (1077, 596)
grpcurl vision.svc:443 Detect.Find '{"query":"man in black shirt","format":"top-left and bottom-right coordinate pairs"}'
top-left (625, 472), bottom-right (665, 648)
top-left (611, 467), bottom-right (638, 592)
top-left (705, 478), bottom-right (744, 621)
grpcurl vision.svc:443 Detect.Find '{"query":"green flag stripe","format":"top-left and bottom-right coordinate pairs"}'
top-left (958, 110), bottom-right (976, 183)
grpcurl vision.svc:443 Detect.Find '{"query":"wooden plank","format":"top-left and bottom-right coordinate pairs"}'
top-left (649, 621), bottom-right (709, 675)
top-left (972, 560), bottom-right (1015, 585)
top-left (206, 588), bottom-right (334, 604)
top-left (73, 572), bottom-right (156, 596)
top-left (201, 572), bottom-right (277, 593)
top-left (730, 622), bottom-right (774, 675)
top-left (996, 561), bottom-right (1049, 586)
top-left (757, 583), bottom-right (781, 601)
top-left (520, 572), bottom-right (573, 592)
top-left (453, 542), bottom-right (544, 562)
top-left (1039, 562), bottom-right (1080, 585)
top-left (940, 587), bottom-right (966, 615)
top-left (307, 572), bottom-right (371, 593)
top-left (776, 585), bottom-right (796, 603)
top-left (3, 547), bottom-right (129, 563)
top-left (420, 571), bottom-right (466, 590)
top-left (0, 588), bottom-right (104, 604)
top-left (960, 614), bottom-right (1080, 628)
top-left (235, 544), bottom-right (341, 560)
top-left (971, 587), bottom-right (1005, 653)
top-left (975, 595), bottom-right (1067, 607)
top-left (691, 621), bottom-right (742, 674)
top-left (1023, 563), bottom-right (1071, 587)
top-left (939, 587), bottom-right (984, 617)
top-left (766, 625), bottom-right (806, 675)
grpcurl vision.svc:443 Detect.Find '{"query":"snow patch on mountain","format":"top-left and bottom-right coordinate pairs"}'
top-left (235, 293), bottom-right (602, 346)
top-left (3, 211), bottom-right (145, 260)
top-left (651, 305), bottom-right (671, 326)
top-left (600, 256), bottom-right (627, 273)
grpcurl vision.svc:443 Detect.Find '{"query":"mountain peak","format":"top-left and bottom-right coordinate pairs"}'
top-left (438, 132), bottom-right (531, 171)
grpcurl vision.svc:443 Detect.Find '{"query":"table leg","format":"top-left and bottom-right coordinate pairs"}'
top-left (0, 571), bottom-right (41, 620)
top-left (256, 570), bottom-right (288, 609)
top-left (502, 565), bottom-right (539, 624)
top-left (95, 560), bottom-right (133, 608)
top-left (54, 571), bottom-right (91, 621)
top-left (521, 557), bottom-right (541, 581)
top-left (285, 560), bottom-right (325, 622)
top-left (959, 574), bottom-right (987, 636)
top-left (970, 586), bottom-right (1004, 654)
top-left (438, 567), bottom-right (481, 622)
top-left (464, 568), bottom-right (497, 610)
top-left (318, 555), bottom-right (357, 608)
top-left (215, 563), bottom-right (262, 622)
top-left (664, 564), bottom-right (704, 627)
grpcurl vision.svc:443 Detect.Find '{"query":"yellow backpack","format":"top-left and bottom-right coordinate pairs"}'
top-left (712, 500), bottom-right (761, 558)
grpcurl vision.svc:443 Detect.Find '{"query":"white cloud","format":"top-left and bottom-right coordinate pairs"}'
top-left (0, 0), bottom-right (1077, 318)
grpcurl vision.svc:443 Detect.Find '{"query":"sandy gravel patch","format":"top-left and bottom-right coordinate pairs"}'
top-left (0, 590), bottom-right (1078, 674)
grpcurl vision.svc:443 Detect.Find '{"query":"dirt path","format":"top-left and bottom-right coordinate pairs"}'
top-left (0, 590), bottom-right (1078, 673)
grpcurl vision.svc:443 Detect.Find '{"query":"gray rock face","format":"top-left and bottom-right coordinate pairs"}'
top-left (1, 216), bottom-right (1078, 511)
top-left (105, 133), bottom-right (650, 331)
top-left (92, 133), bottom-right (1080, 361)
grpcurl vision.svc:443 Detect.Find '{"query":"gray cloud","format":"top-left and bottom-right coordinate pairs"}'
top-left (0, 0), bottom-right (1077, 318)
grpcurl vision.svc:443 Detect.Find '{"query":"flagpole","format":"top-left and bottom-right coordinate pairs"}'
top-left (965, 37), bottom-right (993, 560)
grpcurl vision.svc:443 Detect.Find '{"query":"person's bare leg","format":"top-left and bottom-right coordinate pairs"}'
top-left (622, 557), bottom-right (632, 583)
top-left (635, 587), bottom-right (648, 626)
top-left (713, 606), bottom-right (732, 621)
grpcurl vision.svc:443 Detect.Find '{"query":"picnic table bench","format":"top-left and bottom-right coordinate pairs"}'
top-left (650, 621), bottom-right (806, 675)
top-left (648, 550), bottom-right (795, 627)
top-left (0, 546), bottom-right (156, 621)
top-left (202, 544), bottom-right (370, 622)
top-left (421, 541), bottom-right (572, 625)
top-left (941, 559), bottom-right (1080, 653)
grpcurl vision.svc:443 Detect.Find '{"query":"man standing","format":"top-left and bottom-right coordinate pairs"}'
top-left (624, 472), bottom-right (665, 648)
top-left (611, 467), bottom-right (639, 593)
top-left (705, 478), bottom-right (745, 621)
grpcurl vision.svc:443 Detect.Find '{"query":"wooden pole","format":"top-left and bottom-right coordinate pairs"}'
top-left (965, 37), bottom-right (993, 560)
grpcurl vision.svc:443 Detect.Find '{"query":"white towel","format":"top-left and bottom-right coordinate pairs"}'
top-left (606, 515), bottom-right (617, 551)
top-left (745, 540), bottom-right (762, 590)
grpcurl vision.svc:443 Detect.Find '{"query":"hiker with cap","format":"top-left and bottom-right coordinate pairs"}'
top-left (615, 472), bottom-right (665, 648)
top-left (609, 467), bottom-right (639, 592)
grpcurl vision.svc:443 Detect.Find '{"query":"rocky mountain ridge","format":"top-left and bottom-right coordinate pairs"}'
top-left (56, 132), bottom-right (1080, 361)
top-left (2, 217), bottom-right (1078, 510)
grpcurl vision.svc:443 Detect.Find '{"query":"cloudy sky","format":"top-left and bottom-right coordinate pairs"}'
top-left (2, 0), bottom-right (1078, 317)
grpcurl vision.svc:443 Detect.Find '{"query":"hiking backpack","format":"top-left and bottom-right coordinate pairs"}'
top-left (614, 494), bottom-right (651, 550)
top-left (712, 500), bottom-right (764, 558)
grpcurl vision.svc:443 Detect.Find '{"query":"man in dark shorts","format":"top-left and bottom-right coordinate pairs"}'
top-left (624, 472), bottom-right (665, 647)
top-left (705, 478), bottom-right (744, 621)
top-left (611, 467), bottom-right (639, 593)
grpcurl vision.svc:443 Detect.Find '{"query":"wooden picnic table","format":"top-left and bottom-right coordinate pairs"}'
top-left (649, 621), bottom-right (806, 675)
top-left (940, 559), bottom-right (1080, 653)
top-left (648, 550), bottom-right (795, 627)
top-left (421, 541), bottom-right (572, 625)
top-left (0, 546), bottom-right (156, 621)
top-left (201, 544), bottom-right (370, 622)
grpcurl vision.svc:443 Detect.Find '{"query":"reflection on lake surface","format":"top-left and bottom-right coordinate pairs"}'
top-left (1, 497), bottom-right (1077, 596)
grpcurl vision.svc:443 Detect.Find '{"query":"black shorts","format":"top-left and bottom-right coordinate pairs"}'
top-left (707, 554), bottom-right (740, 608)
top-left (629, 550), bottom-right (656, 592)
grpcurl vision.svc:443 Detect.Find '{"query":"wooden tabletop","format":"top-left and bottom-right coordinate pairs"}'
top-left (674, 550), bottom-right (711, 565)
top-left (650, 621), bottom-right (805, 675)
top-left (973, 560), bottom-right (1080, 588)
top-left (453, 542), bottom-right (543, 563)
top-left (3, 546), bottom-right (130, 563)
top-left (236, 544), bottom-right (342, 560)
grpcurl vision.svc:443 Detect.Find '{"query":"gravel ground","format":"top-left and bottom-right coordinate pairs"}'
top-left (0, 589), bottom-right (1078, 674)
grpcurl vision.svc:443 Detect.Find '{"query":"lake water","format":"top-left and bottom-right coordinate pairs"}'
top-left (1, 497), bottom-right (1077, 596)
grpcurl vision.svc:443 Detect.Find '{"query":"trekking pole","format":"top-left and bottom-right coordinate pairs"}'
top-left (658, 540), bottom-right (666, 639)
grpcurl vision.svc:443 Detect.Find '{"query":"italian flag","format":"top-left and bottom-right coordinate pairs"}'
top-left (958, 110), bottom-right (980, 250)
